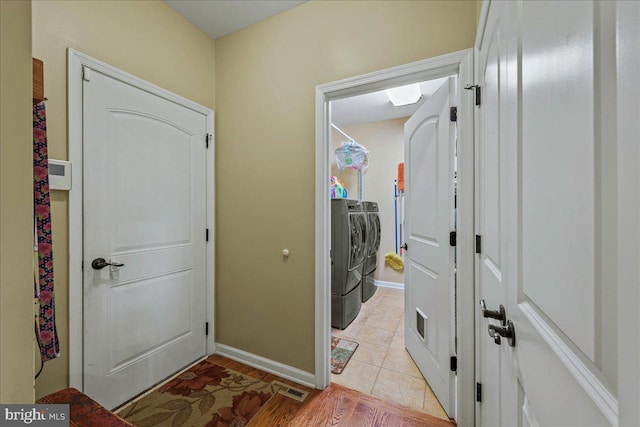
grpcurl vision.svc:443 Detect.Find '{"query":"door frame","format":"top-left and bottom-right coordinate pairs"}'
top-left (67, 49), bottom-right (216, 390)
top-left (314, 49), bottom-right (475, 425)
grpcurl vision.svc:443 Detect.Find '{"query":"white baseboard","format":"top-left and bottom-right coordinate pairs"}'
top-left (374, 280), bottom-right (404, 290)
top-left (214, 343), bottom-right (316, 389)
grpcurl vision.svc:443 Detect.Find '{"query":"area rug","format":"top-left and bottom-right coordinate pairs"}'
top-left (119, 360), bottom-right (278, 427)
top-left (331, 336), bottom-right (359, 374)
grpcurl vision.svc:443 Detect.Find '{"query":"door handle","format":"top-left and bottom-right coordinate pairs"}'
top-left (480, 299), bottom-right (506, 325)
top-left (401, 243), bottom-right (408, 251)
top-left (91, 257), bottom-right (125, 270)
top-left (488, 320), bottom-right (516, 347)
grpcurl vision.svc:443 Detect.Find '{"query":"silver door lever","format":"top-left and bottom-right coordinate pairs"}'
top-left (480, 299), bottom-right (506, 325)
top-left (488, 321), bottom-right (516, 347)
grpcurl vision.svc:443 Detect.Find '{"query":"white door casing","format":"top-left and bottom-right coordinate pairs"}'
top-left (476, 1), bottom-right (620, 425)
top-left (68, 50), bottom-right (215, 409)
top-left (404, 76), bottom-right (456, 416)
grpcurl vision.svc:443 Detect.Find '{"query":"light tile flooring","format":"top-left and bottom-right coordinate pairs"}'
top-left (331, 287), bottom-right (449, 420)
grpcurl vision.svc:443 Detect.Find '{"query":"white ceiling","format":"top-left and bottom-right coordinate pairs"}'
top-left (165, 1), bottom-right (451, 130)
top-left (165, 0), bottom-right (307, 40)
top-left (331, 77), bottom-right (450, 129)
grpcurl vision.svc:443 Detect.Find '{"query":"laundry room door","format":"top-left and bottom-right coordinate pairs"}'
top-left (82, 67), bottom-right (208, 409)
top-left (476, 0), bottom-right (618, 425)
top-left (403, 76), bottom-right (456, 416)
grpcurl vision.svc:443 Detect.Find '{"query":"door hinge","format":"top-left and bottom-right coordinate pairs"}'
top-left (450, 106), bottom-right (458, 122)
top-left (82, 66), bottom-right (91, 82)
top-left (206, 228), bottom-right (209, 242)
top-left (476, 382), bottom-right (482, 402)
top-left (205, 322), bottom-right (209, 336)
top-left (464, 84), bottom-right (481, 106)
top-left (205, 133), bottom-right (212, 148)
top-left (449, 231), bottom-right (457, 247)
top-left (476, 235), bottom-right (482, 254)
top-left (450, 356), bottom-right (457, 372)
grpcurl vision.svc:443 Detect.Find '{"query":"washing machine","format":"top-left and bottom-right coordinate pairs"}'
top-left (361, 201), bottom-right (381, 302)
top-left (331, 199), bottom-right (366, 329)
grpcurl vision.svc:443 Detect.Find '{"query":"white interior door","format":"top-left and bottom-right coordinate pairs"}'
top-left (476, 0), bottom-right (618, 425)
top-left (475, 2), bottom-right (518, 424)
top-left (82, 68), bottom-right (208, 409)
top-left (404, 77), bottom-right (456, 416)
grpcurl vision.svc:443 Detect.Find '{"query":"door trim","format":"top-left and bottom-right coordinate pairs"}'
top-left (314, 49), bottom-right (475, 425)
top-left (616, 2), bottom-right (640, 425)
top-left (67, 48), bottom-right (215, 390)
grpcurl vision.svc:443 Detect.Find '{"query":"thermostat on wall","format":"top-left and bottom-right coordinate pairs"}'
top-left (48, 159), bottom-right (71, 190)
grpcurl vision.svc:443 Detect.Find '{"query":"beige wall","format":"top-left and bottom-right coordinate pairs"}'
top-left (0, 0), bottom-right (35, 403)
top-left (331, 119), bottom-right (406, 284)
top-left (215, 0), bottom-right (476, 373)
top-left (31, 0), bottom-right (216, 398)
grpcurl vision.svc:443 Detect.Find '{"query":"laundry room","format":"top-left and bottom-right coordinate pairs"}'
top-left (330, 120), bottom-right (405, 289)
top-left (328, 76), bottom-right (455, 418)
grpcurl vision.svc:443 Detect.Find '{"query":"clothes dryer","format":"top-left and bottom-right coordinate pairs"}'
top-left (331, 199), bottom-right (366, 329)
top-left (362, 201), bottom-right (381, 302)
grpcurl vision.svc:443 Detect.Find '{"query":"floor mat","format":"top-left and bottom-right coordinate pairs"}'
top-left (331, 336), bottom-right (359, 374)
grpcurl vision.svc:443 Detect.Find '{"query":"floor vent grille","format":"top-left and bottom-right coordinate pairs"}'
top-left (270, 380), bottom-right (309, 402)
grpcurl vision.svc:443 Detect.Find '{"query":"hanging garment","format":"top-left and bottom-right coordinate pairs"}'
top-left (33, 101), bottom-right (60, 361)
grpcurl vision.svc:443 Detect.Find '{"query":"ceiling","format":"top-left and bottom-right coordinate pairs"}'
top-left (165, 0), bottom-right (307, 40)
top-left (165, 1), bottom-right (450, 130)
top-left (331, 77), bottom-right (450, 129)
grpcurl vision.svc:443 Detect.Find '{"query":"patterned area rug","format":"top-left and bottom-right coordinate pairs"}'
top-left (119, 360), bottom-right (278, 427)
top-left (331, 336), bottom-right (359, 374)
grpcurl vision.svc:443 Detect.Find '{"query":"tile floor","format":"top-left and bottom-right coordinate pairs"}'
top-left (331, 286), bottom-right (449, 420)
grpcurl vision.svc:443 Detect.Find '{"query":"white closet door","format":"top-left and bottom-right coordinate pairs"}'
top-left (83, 68), bottom-right (208, 409)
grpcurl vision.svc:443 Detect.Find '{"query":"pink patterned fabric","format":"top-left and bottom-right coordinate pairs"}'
top-left (33, 101), bottom-right (60, 361)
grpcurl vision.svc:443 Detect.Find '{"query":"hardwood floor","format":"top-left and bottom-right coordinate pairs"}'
top-left (208, 354), bottom-right (455, 427)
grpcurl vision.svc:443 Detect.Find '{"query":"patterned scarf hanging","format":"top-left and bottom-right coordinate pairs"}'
top-left (33, 101), bottom-right (60, 361)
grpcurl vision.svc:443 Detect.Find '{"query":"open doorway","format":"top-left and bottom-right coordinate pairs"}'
top-left (327, 75), bottom-right (454, 421)
top-left (314, 50), bottom-right (475, 426)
